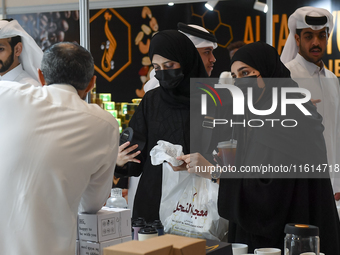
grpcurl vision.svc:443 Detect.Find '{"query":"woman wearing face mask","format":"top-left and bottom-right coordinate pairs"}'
top-left (214, 41), bottom-right (340, 254)
top-left (114, 30), bottom-right (208, 223)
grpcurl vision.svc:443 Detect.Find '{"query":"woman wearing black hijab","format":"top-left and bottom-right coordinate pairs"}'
top-left (218, 41), bottom-right (340, 254)
top-left (115, 30), bottom-right (208, 223)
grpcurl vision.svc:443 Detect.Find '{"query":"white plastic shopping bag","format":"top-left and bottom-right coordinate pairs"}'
top-left (150, 140), bottom-right (184, 167)
top-left (150, 140), bottom-right (189, 199)
top-left (150, 140), bottom-right (228, 241)
top-left (160, 165), bottom-right (228, 241)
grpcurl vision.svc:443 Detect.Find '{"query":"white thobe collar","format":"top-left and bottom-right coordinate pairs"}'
top-left (46, 84), bottom-right (79, 94)
top-left (0, 64), bottom-right (23, 81)
top-left (295, 53), bottom-right (326, 76)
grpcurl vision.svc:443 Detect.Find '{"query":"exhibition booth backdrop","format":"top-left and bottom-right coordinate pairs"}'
top-left (3, 0), bottom-right (340, 102)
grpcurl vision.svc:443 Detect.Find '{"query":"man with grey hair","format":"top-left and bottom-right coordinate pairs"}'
top-left (38, 42), bottom-right (95, 98)
top-left (0, 42), bottom-right (119, 255)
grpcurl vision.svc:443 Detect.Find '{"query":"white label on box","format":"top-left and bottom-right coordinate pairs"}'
top-left (101, 217), bottom-right (116, 236)
top-left (78, 208), bottom-right (131, 242)
top-left (78, 213), bottom-right (100, 242)
top-left (79, 241), bottom-right (99, 255)
top-left (101, 208), bottom-right (131, 238)
top-left (79, 239), bottom-right (122, 255)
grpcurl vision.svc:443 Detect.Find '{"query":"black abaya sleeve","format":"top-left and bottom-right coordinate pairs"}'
top-left (114, 97), bottom-right (148, 177)
top-left (218, 141), bottom-right (340, 255)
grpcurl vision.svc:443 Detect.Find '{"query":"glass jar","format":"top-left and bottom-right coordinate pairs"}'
top-left (106, 188), bottom-right (128, 208)
top-left (284, 223), bottom-right (319, 255)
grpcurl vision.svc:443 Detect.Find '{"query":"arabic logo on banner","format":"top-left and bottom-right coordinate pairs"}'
top-left (90, 8), bottom-right (132, 82)
top-left (101, 12), bottom-right (117, 73)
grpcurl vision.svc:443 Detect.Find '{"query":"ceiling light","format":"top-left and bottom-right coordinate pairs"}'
top-left (168, 2), bottom-right (174, 6)
top-left (205, 1), bottom-right (218, 11)
top-left (253, 0), bottom-right (268, 13)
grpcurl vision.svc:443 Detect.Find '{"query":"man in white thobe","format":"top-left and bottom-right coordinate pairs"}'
top-left (281, 7), bottom-right (340, 200)
top-left (0, 42), bottom-right (119, 255)
top-left (0, 19), bottom-right (43, 86)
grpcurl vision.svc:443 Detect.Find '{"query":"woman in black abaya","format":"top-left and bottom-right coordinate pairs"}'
top-left (114, 30), bottom-right (208, 222)
top-left (218, 41), bottom-right (340, 255)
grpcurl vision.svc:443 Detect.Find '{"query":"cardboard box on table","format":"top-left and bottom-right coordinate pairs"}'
top-left (103, 240), bottom-right (173, 255)
top-left (155, 234), bottom-right (206, 255)
top-left (103, 234), bottom-right (206, 255)
top-left (78, 208), bottom-right (131, 242)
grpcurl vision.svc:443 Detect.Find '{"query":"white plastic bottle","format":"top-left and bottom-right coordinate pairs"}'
top-left (106, 188), bottom-right (128, 208)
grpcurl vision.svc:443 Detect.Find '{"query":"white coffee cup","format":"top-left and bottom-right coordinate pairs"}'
top-left (232, 243), bottom-right (248, 255)
top-left (138, 232), bottom-right (158, 241)
top-left (254, 248), bottom-right (281, 255)
top-left (137, 226), bottom-right (158, 241)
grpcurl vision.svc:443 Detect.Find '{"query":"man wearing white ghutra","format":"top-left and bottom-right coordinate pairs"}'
top-left (0, 19), bottom-right (43, 86)
top-left (281, 7), bottom-right (340, 202)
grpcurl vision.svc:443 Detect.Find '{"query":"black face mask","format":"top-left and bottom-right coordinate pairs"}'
top-left (155, 68), bottom-right (184, 89)
top-left (234, 75), bottom-right (264, 103)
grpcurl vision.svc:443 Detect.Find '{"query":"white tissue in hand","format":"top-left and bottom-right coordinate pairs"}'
top-left (150, 140), bottom-right (184, 166)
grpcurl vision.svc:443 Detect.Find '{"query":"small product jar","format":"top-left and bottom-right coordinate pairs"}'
top-left (138, 226), bottom-right (158, 241)
top-left (284, 223), bottom-right (319, 255)
top-left (106, 188), bottom-right (128, 209)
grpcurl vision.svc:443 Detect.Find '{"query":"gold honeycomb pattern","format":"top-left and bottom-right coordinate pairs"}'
top-left (191, 5), bottom-right (233, 48)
